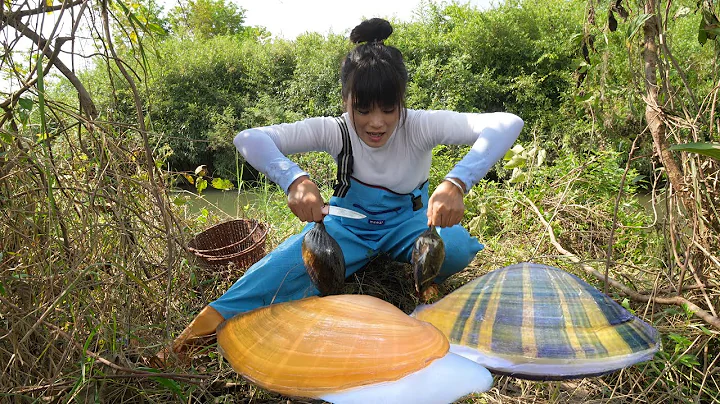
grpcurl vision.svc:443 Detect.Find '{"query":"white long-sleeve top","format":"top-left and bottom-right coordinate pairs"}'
top-left (233, 109), bottom-right (524, 194)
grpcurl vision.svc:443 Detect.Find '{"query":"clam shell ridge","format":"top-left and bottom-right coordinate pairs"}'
top-left (217, 295), bottom-right (449, 398)
top-left (412, 262), bottom-right (660, 380)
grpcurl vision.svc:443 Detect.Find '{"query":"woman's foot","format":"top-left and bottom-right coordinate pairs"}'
top-left (149, 306), bottom-right (225, 369)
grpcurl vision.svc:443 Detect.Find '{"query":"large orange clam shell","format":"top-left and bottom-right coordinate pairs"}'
top-left (217, 295), bottom-right (449, 399)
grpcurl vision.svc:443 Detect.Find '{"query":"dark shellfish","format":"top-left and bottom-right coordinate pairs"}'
top-left (411, 226), bottom-right (445, 300)
top-left (302, 221), bottom-right (345, 296)
top-left (412, 262), bottom-right (660, 380)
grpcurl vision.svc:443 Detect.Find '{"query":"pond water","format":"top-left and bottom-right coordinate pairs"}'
top-left (179, 189), bottom-right (667, 215)
top-left (636, 190), bottom-right (670, 220)
top-left (172, 188), bottom-right (263, 219)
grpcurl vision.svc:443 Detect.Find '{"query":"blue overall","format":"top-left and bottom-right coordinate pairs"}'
top-left (209, 177), bottom-right (484, 320)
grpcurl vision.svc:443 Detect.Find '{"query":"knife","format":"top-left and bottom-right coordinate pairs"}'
top-left (321, 205), bottom-right (367, 219)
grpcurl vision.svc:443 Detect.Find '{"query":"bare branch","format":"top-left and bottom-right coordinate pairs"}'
top-left (1, 0), bottom-right (97, 118)
top-left (527, 195), bottom-right (720, 329)
top-left (4, 0), bottom-right (85, 19)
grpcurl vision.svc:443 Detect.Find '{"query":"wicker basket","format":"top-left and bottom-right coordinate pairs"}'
top-left (188, 219), bottom-right (269, 269)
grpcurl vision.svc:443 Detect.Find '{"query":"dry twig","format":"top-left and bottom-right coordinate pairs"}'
top-left (526, 195), bottom-right (720, 329)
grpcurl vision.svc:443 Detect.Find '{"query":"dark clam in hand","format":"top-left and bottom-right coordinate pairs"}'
top-left (302, 221), bottom-right (345, 296)
top-left (411, 225), bottom-right (445, 302)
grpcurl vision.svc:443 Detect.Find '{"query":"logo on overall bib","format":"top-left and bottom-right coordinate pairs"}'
top-left (368, 219), bottom-right (385, 225)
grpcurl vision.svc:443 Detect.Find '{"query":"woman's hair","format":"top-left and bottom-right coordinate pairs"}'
top-left (341, 18), bottom-right (408, 123)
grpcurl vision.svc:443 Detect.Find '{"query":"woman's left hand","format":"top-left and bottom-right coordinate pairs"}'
top-left (427, 179), bottom-right (466, 227)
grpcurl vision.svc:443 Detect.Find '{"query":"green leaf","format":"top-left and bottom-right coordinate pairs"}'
top-left (147, 22), bottom-right (167, 36)
top-left (699, 23), bottom-right (708, 45)
top-left (571, 59), bottom-right (589, 71)
top-left (83, 325), bottom-right (99, 352)
top-left (679, 354), bottom-right (700, 367)
top-left (504, 154), bottom-right (527, 169)
top-left (574, 93), bottom-right (595, 103)
top-left (19, 111), bottom-right (30, 126)
top-left (509, 168), bottom-right (527, 184)
top-left (621, 297), bottom-right (635, 314)
top-left (18, 97), bottom-right (34, 110)
top-left (136, 367), bottom-right (187, 400)
top-left (0, 280), bottom-right (5, 296)
top-left (197, 207), bottom-right (209, 224)
top-left (0, 130), bottom-right (13, 143)
top-left (536, 149), bottom-right (547, 167)
top-left (668, 332), bottom-right (691, 349)
top-left (172, 195), bottom-right (188, 206)
top-left (196, 178), bottom-right (208, 194)
top-left (670, 142), bottom-right (720, 160)
top-left (211, 177), bottom-right (234, 190)
top-left (699, 325), bottom-right (714, 336)
top-left (153, 376), bottom-right (185, 399)
top-left (118, 265), bottom-right (152, 295)
top-left (627, 13), bottom-right (653, 40)
top-left (682, 303), bottom-right (694, 318)
top-left (18, 98), bottom-right (34, 126)
top-left (503, 144), bottom-right (525, 161)
top-left (568, 32), bottom-right (584, 47)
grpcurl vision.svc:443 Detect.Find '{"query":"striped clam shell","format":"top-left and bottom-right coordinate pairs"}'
top-left (412, 262), bottom-right (660, 380)
top-left (217, 294), bottom-right (449, 399)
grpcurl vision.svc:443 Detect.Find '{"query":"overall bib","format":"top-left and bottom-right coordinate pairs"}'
top-left (209, 119), bottom-right (484, 320)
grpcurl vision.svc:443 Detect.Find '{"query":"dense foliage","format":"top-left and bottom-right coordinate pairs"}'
top-left (148, 2), bottom-right (582, 179)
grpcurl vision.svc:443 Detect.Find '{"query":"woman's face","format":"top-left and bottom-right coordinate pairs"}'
top-left (346, 98), bottom-right (400, 148)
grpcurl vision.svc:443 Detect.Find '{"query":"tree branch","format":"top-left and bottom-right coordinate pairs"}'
top-left (4, 0), bottom-right (85, 19)
top-left (642, 3), bottom-right (692, 213)
top-left (1, 2), bottom-right (97, 118)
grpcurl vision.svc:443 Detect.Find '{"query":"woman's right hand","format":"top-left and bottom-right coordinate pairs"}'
top-left (287, 176), bottom-right (325, 223)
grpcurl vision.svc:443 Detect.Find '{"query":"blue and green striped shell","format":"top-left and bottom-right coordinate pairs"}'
top-left (411, 262), bottom-right (660, 380)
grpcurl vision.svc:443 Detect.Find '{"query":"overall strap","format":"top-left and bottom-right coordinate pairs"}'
top-left (333, 116), bottom-right (354, 197)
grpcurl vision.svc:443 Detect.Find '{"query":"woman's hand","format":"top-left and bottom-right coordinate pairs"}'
top-left (287, 176), bottom-right (325, 222)
top-left (427, 179), bottom-right (466, 227)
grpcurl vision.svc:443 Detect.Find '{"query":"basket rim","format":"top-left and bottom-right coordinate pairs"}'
top-left (190, 224), bottom-right (268, 260)
top-left (188, 219), bottom-right (268, 254)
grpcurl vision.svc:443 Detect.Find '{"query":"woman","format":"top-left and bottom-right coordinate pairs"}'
top-left (164, 18), bottom-right (523, 361)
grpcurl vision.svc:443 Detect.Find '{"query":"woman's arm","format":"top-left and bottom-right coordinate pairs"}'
top-left (445, 112), bottom-right (524, 190)
top-left (233, 122), bottom-right (336, 223)
top-left (423, 111), bottom-right (524, 227)
top-left (234, 128), bottom-right (309, 194)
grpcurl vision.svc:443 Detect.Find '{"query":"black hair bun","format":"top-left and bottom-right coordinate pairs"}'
top-left (349, 18), bottom-right (393, 44)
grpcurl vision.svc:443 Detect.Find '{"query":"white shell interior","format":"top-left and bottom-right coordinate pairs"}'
top-left (320, 352), bottom-right (494, 404)
top-left (449, 343), bottom-right (659, 379)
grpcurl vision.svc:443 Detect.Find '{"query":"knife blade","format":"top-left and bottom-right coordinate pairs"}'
top-left (321, 205), bottom-right (367, 219)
